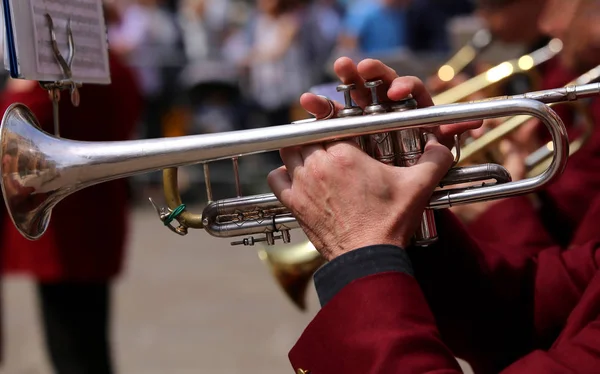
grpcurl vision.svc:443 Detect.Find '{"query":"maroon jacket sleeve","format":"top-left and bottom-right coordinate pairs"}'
top-left (289, 210), bottom-right (600, 374)
top-left (290, 271), bottom-right (463, 374)
top-left (571, 196), bottom-right (600, 247)
top-left (466, 195), bottom-right (557, 257)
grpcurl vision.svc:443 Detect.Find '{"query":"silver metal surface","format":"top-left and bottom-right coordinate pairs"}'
top-left (439, 164), bottom-right (511, 186)
top-left (362, 80), bottom-right (396, 165)
top-left (336, 84), bottom-right (364, 118)
top-left (478, 83), bottom-right (600, 104)
top-left (0, 85), bottom-right (579, 243)
top-left (387, 95), bottom-right (435, 246)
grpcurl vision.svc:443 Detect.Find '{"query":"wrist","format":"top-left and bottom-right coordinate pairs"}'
top-left (325, 237), bottom-right (409, 261)
top-left (314, 244), bottom-right (413, 307)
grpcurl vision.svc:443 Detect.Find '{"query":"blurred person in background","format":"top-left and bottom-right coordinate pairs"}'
top-left (337, 0), bottom-right (412, 57)
top-left (297, 0), bottom-right (343, 84)
top-left (421, 0), bottom-right (576, 229)
top-left (109, 0), bottom-right (182, 141)
top-left (449, 0), bottom-right (600, 255)
top-left (0, 3), bottom-right (142, 373)
top-left (427, 0), bottom-right (557, 96)
top-left (239, 0), bottom-right (313, 129)
top-left (109, 0), bottom-right (184, 190)
top-left (405, 0), bottom-right (475, 54)
top-left (177, 0), bottom-right (240, 63)
top-left (177, 0), bottom-right (211, 63)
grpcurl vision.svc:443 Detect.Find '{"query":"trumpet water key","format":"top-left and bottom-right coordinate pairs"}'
top-left (5, 82), bottom-right (598, 247)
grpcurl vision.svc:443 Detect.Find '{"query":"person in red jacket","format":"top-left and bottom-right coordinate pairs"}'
top-left (0, 50), bottom-right (142, 373)
top-left (268, 1), bottom-right (600, 373)
top-left (450, 0), bottom-right (600, 254)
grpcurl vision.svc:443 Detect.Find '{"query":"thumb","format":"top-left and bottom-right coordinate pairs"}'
top-left (413, 133), bottom-right (454, 189)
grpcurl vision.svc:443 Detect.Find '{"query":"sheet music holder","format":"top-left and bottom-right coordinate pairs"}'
top-left (1, 0), bottom-right (110, 84)
top-left (2, 0), bottom-right (111, 136)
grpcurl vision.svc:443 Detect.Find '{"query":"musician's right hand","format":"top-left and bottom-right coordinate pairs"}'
top-left (268, 58), bottom-right (486, 261)
top-left (268, 131), bottom-right (454, 261)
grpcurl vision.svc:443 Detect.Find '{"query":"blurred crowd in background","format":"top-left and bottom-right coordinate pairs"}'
top-left (99, 0), bottom-right (479, 202)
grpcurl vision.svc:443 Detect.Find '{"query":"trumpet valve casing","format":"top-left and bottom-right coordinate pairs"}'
top-left (388, 96), bottom-right (438, 246)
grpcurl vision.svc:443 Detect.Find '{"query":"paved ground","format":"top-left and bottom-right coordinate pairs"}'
top-left (0, 202), bottom-right (473, 374)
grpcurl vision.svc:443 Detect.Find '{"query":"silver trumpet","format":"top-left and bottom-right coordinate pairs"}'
top-left (2, 81), bottom-right (598, 247)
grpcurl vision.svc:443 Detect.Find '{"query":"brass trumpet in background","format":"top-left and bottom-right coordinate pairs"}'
top-left (436, 29), bottom-right (494, 84)
top-left (459, 65), bottom-right (600, 174)
top-left (433, 38), bottom-right (563, 105)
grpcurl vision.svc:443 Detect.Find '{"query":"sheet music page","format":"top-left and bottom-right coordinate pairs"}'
top-left (30, 0), bottom-right (110, 84)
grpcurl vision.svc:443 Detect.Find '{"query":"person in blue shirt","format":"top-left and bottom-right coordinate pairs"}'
top-left (339, 0), bottom-right (411, 56)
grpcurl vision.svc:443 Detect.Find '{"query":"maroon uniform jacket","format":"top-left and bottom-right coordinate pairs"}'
top-left (289, 208), bottom-right (600, 373)
top-left (467, 61), bottom-right (600, 254)
top-left (0, 53), bottom-right (142, 281)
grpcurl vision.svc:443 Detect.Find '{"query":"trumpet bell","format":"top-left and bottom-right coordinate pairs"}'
top-left (258, 240), bottom-right (325, 311)
top-left (0, 103), bottom-right (59, 240)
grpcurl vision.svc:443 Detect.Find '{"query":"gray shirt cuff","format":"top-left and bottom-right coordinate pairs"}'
top-left (314, 245), bottom-right (414, 307)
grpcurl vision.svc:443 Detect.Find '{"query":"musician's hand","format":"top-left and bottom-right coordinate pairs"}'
top-left (300, 57), bottom-right (483, 149)
top-left (268, 134), bottom-right (453, 261)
